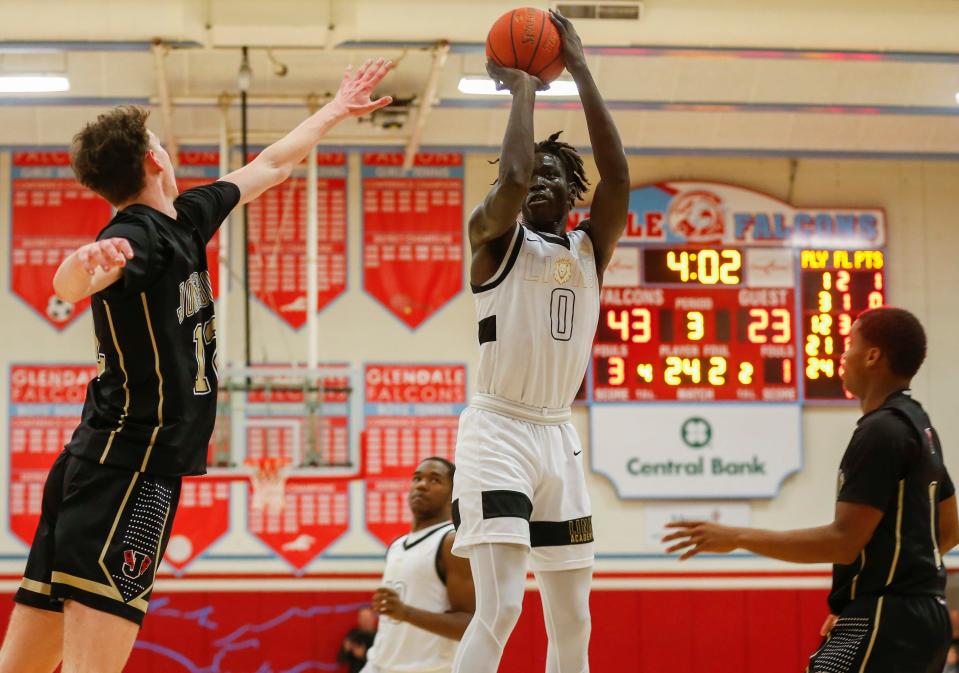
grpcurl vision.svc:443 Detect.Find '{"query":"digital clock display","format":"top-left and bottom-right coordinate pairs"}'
top-left (800, 250), bottom-right (885, 400)
top-left (643, 248), bottom-right (743, 285)
top-left (593, 286), bottom-right (798, 402)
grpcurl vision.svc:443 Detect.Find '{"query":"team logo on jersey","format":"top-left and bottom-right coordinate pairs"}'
top-left (553, 258), bottom-right (573, 285)
top-left (121, 550), bottom-right (153, 579)
top-left (177, 270), bottom-right (214, 324)
top-left (925, 428), bottom-right (936, 454)
top-left (667, 190), bottom-right (725, 242)
top-left (837, 469), bottom-right (846, 494)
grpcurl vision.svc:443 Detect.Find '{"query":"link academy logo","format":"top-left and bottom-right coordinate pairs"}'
top-left (680, 417), bottom-right (712, 449)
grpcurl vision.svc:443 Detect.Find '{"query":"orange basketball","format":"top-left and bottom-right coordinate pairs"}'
top-left (486, 7), bottom-right (566, 84)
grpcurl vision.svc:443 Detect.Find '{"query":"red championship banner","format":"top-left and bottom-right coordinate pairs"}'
top-left (249, 478), bottom-right (350, 571)
top-left (176, 150), bottom-right (223, 297)
top-left (8, 365), bottom-right (95, 546)
top-left (10, 152), bottom-right (111, 329)
top-left (363, 364), bottom-right (466, 546)
top-left (247, 152), bottom-right (347, 328)
top-left (362, 152), bottom-right (464, 329)
top-left (240, 366), bottom-right (353, 570)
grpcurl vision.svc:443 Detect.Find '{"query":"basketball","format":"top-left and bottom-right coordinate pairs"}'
top-left (486, 7), bottom-right (565, 84)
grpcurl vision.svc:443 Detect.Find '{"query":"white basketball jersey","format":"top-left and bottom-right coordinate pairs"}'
top-left (366, 522), bottom-right (457, 673)
top-left (473, 224), bottom-right (599, 410)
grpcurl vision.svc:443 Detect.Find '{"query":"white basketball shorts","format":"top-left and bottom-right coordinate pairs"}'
top-left (451, 396), bottom-right (594, 571)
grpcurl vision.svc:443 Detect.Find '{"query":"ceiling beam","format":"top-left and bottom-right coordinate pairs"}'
top-left (403, 41), bottom-right (449, 171)
top-left (151, 41), bottom-right (179, 166)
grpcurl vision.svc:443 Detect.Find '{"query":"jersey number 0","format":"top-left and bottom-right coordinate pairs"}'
top-left (550, 288), bottom-right (576, 341)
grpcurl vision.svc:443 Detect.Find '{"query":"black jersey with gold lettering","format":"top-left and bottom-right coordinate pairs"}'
top-left (65, 181), bottom-right (239, 476)
top-left (829, 390), bottom-right (955, 614)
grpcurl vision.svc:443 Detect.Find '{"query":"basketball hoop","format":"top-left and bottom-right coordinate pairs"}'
top-left (246, 457), bottom-right (291, 513)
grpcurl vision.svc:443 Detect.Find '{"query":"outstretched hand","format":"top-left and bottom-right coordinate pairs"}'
top-left (486, 59), bottom-right (545, 93)
top-left (333, 57), bottom-right (394, 117)
top-left (548, 9), bottom-right (587, 73)
top-left (662, 520), bottom-right (740, 560)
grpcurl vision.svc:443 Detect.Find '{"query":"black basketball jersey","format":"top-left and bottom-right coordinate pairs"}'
top-left (65, 181), bottom-right (240, 476)
top-left (829, 390), bottom-right (954, 613)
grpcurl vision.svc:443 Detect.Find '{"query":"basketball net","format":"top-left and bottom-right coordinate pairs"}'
top-left (246, 457), bottom-right (291, 513)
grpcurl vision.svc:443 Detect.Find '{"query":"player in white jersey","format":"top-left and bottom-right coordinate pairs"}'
top-left (364, 458), bottom-right (475, 673)
top-left (451, 10), bottom-right (629, 673)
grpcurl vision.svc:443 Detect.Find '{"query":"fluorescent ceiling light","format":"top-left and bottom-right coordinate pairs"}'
top-left (955, 91), bottom-right (959, 105)
top-left (458, 76), bottom-right (578, 97)
top-left (0, 75), bottom-right (70, 93)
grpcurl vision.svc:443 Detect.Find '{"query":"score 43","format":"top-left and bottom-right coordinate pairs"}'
top-left (605, 307), bottom-right (790, 344)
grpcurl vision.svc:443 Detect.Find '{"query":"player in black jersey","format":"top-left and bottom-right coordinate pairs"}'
top-left (663, 306), bottom-right (958, 673)
top-left (0, 59), bottom-right (393, 673)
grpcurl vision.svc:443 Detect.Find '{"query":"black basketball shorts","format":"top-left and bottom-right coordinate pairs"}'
top-left (807, 594), bottom-right (951, 673)
top-left (14, 450), bottom-right (181, 625)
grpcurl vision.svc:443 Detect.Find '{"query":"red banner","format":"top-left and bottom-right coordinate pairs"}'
top-left (249, 479), bottom-right (350, 571)
top-left (7, 363), bottom-right (230, 569)
top-left (247, 152), bottom-right (348, 328)
top-left (164, 477), bottom-right (231, 570)
top-left (362, 153), bottom-right (464, 329)
top-left (363, 364), bottom-right (465, 546)
top-left (10, 152), bottom-right (112, 329)
top-left (8, 365), bottom-right (95, 546)
top-left (176, 150), bottom-right (222, 297)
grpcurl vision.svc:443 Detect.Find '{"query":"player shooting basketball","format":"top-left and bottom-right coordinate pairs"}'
top-left (450, 10), bottom-right (629, 673)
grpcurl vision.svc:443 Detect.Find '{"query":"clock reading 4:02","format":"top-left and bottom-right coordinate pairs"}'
top-left (644, 248), bottom-right (743, 285)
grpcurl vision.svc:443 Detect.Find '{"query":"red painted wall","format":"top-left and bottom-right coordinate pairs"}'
top-left (0, 589), bottom-right (828, 672)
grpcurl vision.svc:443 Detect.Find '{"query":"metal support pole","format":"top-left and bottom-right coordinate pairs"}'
top-left (240, 46), bottom-right (252, 371)
top-left (217, 98), bottom-right (231, 375)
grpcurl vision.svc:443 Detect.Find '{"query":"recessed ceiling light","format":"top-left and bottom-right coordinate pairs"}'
top-left (457, 76), bottom-right (578, 97)
top-left (0, 75), bottom-right (70, 93)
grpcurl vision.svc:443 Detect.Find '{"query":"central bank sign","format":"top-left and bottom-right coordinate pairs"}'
top-left (591, 404), bottom-right (801, 499)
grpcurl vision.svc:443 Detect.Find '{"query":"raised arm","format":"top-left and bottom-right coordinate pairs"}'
top-left (550, 10), bottom-right (629, 278)
top-left (468, 62), bottom-right (541, 283)
top-left (222, 58), bottom-right (393, 206)
top-left (372, 532), bottom-right (475, 640)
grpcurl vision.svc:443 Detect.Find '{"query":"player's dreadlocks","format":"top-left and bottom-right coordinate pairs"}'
top-left (535, 131), bottom-right (590, 208)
